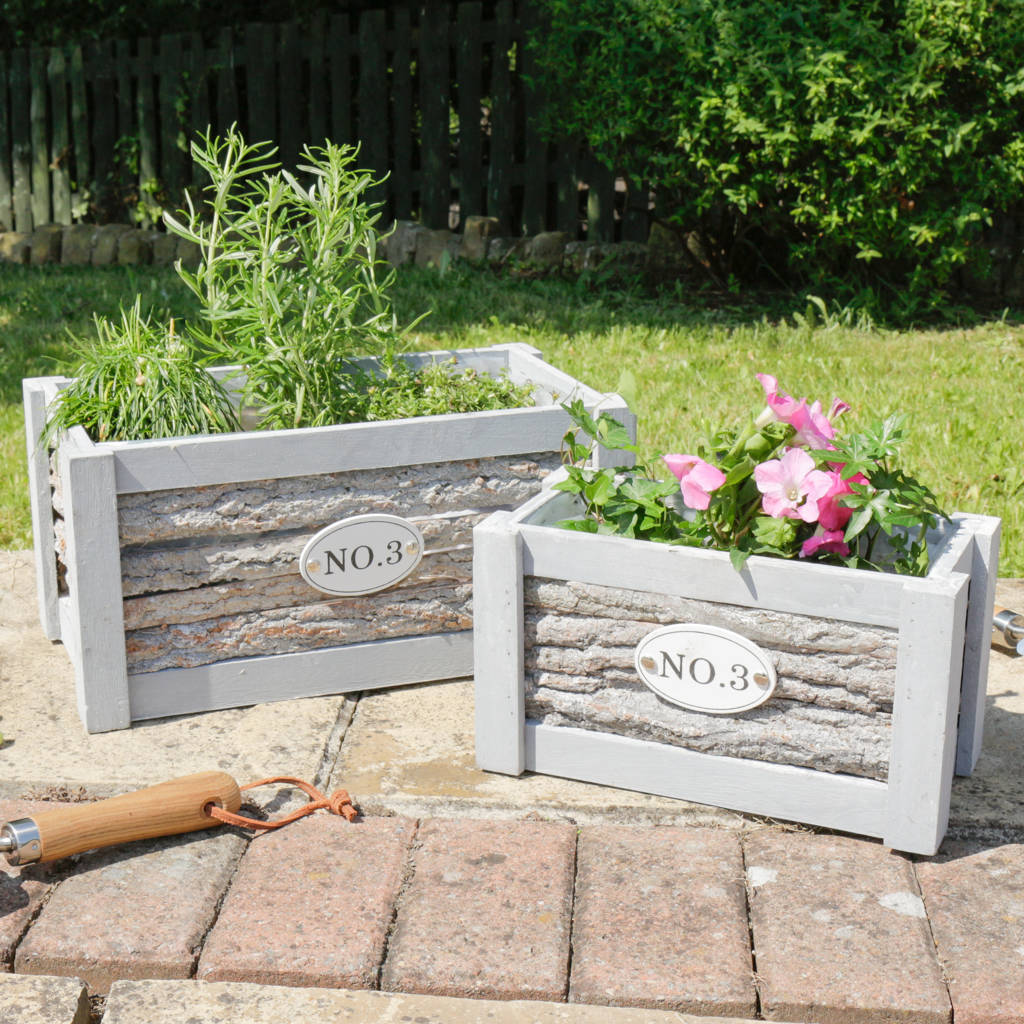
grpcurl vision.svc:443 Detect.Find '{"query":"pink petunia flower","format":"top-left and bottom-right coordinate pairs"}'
top-left (664, 453), bottom-right (727, 511)
top-left (800, 528), bottom-right (851, 559)
top-left (753, 448), bottom-right (832, 522)
top-left (816, 466), bottom-right (868, 531)
top-left (755, 373), bottom-right (849, 449)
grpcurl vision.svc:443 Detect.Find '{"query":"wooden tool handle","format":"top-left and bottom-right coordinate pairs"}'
top-left (30, 771), bottom-right (242, 863)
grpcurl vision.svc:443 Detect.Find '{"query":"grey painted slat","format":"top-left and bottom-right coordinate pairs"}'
top-left (527, 722), bottom-right (889, 842)
top-left (455, 1), bottom-right (483, 222)
top-left (0, 51), bottom-right (12, 230)
top-left (391, 5), bottom-right (412, 219)
top-left (419, 7), bottom-right (450, 228)
top-left (519, 3), bottom-right (546, 235)
top-left (955, 514), bottom-right (1001, 775)
top-left (47, 48), bottom-right (71, 224)
top-left (59, 444), bottom-right (132, 733)
top-left (307, 11), bottom-right (327, 146)
top-left (277, 19), bottom-right (302, 169)
top-left (187, 31), bottom-right (210, 151)
top-left (554, 142), bottom-right (579, 237)
top-left (10, 49), bottom-right (31, 231)
top-left (88, 42), bottom-right (113, 189)
top-left (115, 39), bottom-right (132, 141)
top-left (136, 37), bottom-right (158, 186)
top-left (328, 14), bottom-right (352, 145)
top-left (245, 23), bottom-right (276, 145)
top-left (517, 518), bottom-right (912, 628)
top-left (885, 574), bottom-right (969, 854)
top-left (586, 155), bottom-right (616, 242)
top-left (473, 512), bottom-right (526, 774)
top-left (214, 28), bottom-right (239, 134)
top-left (22, 378), bottom-right (66, 639)
top-left (128, 631), bottom-right (472, 721)
top-left (107, 404), bottom-right (572, 494)
top-left (158, 33), bottom-right (186, 197)
top-left (356, 8), bottom-right (388, 209)
top-left (486, 0), bottom-right (513, 230)
top-left (29, 47), bottom-right (49, 227)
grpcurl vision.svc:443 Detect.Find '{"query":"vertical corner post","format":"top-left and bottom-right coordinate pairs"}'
top-left (22, 378), bottom-right (64, 639)
top-left (954, 515), bottom-right (1001, 776)
top-left (884, 573), bottom-right (970, 855)
top-left (59, 444), bottom-right (131, 732)
top-left (472, 511), bottom-right (526, 775)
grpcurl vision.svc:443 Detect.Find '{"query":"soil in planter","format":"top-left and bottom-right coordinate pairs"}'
top-left (523, 579), bottom-right (899, 781)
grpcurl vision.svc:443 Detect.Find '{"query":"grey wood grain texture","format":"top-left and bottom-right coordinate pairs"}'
top-left (57, 438), bottom-right (131, 731)
top-left (885, 573), bottom-right (969, 855)
top-left (526, 721), bottom-right (891, 844)
top-left (953, 514), bottom-right (1001, 775)
top-left (22, 378), bottom-right (64, 639)
top-left (473, 511), bottom-right (526, 775)
top-left (128, 631), bottom-right (473, 721)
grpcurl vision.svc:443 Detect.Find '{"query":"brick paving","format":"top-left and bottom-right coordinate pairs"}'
top-left (570, 826), bottom-right (755, 1017)
top-left (380, 818), bottom-right (577, 1002)
top-left (0, 801), bottom-right (61, 970)
top-left (13, 829), bottom-right (245, 994)
top-left (198, 815), bottom-right (416, 989)
top-left (745, 831), bottom-right (951, 1023)
top-left (916, 839), bottom-right (1024, 1024)
top-left (0, 811), bottom-right (1022, 1021)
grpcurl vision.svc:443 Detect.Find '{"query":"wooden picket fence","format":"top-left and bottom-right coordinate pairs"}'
top-left (0, 1), bottom-right (651, 242)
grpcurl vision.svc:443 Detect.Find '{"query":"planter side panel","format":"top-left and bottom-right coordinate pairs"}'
top-left (524, 579), bottom-right (899, 780)
top-left (119, 453), bottom-right (559, 675)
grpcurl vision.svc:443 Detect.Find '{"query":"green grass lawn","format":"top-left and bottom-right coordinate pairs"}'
top-left (3, 261), bottom-right (1023, 574)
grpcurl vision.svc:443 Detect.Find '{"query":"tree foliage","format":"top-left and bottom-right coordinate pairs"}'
top-left (530, 0), bottom-right (1024, 308)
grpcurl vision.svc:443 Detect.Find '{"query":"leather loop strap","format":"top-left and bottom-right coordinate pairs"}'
top-left (205, 776), bottom-right (358, 829)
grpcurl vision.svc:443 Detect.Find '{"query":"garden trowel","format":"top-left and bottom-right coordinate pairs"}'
top-left (0, 771), bottom-right (242, 865)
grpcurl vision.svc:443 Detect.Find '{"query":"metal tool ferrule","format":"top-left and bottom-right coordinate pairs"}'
top-left (994, 608), bottom-right (1024, 647)
top-left (0, 818), bottom-right (42, 865)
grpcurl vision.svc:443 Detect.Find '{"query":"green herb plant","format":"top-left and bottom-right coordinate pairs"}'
top-left (44, 297), bottom-right (238, 443)
top-left (46, 127), bottom-right (534, 444)
top-left (164, 127), bottom-right (409, 430)
top-left (556, 374), bottom-right (948, 577)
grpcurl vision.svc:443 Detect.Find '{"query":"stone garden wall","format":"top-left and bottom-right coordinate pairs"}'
top-left (0, 216), bottom-right (685, 273)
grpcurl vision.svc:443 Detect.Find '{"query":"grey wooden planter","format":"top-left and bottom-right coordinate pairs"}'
top-left (473, 479), bottom-right (1000, 855)
top-left (24, 343), bottom-right (633, 733)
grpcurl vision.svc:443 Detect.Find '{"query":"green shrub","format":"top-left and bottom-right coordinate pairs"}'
top-left (530, 0), bottom-right (1024, 308)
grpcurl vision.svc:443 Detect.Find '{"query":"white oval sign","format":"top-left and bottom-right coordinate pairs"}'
top-left (299, 514), bottom-right (425, 597)
top-left (634, 624), bottom-right (777, 715)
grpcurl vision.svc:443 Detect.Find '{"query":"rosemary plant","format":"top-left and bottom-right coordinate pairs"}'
top-left (165, 128), bottom-right (408, 430)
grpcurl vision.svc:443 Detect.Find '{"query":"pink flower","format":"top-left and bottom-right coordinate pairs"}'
top-left (755, 373), bottom-right (849, 449)
top-left (816, 466), bottom-right (868, 531)
top-left (664, 453), bottom-right (727, 511)
top-left (753, 448), bottom-right (832, 522)
top-left (800, 528), bottom-right (851, 559)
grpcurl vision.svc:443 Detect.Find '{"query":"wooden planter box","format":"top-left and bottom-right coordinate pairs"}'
top-left (473, 481), bottom-right (1000, 855)
top-left (24, 344), bottom-right (633, 733)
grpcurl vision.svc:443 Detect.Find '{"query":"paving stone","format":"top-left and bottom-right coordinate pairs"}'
top-left (571, 826), bottom-right (755, 1017)
top-left (0, 800), bottom-right (63, 969)
top-left (0, 974), bottom-right (89, 1024)
top-left (329, 678), bottom-right (743, 827)
top-left (382, 817), bottom-right (576, 1001)
top-left (104, 979), bottom-right (768, 1023)
top-left (745, 830), bottom-right (951, 1023)
top-left (198, 814), bottom-right (415, 988)
top-left (14, 829), bottom-right (245, 993)
top-left (917, 840), bottom-right (1024, 1024)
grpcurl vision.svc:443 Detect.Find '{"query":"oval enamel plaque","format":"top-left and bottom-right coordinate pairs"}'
top-left (299, 514), bottom-right (425, 597)
top-left (634, 624), bottom-right (777, 715)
